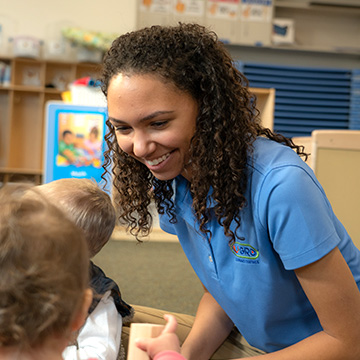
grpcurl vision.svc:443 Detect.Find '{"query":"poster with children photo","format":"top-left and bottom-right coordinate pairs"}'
top-left (44, 102), bottom-right (107, 184)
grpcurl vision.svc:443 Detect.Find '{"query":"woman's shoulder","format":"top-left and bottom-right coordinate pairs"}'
top-left (251, 137), bottom-right (310, 175)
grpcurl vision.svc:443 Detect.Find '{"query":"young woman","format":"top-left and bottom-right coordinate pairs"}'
top-left (101, 23), bottom-right (360, 359)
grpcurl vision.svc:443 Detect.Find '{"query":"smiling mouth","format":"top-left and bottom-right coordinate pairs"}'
top-left (145, 152), bottom-right (171, 166)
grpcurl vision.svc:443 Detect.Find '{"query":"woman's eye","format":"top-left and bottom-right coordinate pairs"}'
top-left (115, 125), bottom-right (131, 134)
top-left (151, 120), bottom-right (168, 128)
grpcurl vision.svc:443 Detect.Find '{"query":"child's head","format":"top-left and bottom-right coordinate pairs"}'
top-left (89, 126), bottom-right (99, 141)
top-left (0, 183), bottom-right (91, 351)
top-left (62, 130), bottom-right (74, 145)
top-left (38, 178), bottom-right (116, 258)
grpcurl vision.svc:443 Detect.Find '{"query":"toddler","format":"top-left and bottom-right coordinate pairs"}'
top-left (38, 178), bottom-right (133, 360)
top-left (0, 183), bottom-right (93, 360)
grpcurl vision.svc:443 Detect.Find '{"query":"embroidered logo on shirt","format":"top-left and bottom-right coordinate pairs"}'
top-left (231, 242), bottom-right (259, 264)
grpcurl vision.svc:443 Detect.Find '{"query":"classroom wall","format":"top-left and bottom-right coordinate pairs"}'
top-left (0, 0), bottom-right (137, 43)
top-left (1, 1), bottom-right (358, 69)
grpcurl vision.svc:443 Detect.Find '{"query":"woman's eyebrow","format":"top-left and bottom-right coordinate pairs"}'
top-left (108, 110), bottom-right (174, 124)
top-left (108, 117), bottom-right (125, 125)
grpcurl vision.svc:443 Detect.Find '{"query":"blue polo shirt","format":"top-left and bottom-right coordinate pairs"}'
top-left (159, 137), bottom-right (360, 353)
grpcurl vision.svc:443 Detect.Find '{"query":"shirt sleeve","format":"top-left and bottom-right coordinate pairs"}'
top-left (62, 291), bottom-right (122, 360)
top-left (154, 351), bottom-right (187, 360)
top-left (257, 165), bottom-right (341, 270)
top-left (58, 141), bottom-right (66, 155)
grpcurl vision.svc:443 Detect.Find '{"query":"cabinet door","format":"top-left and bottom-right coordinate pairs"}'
top-left (8, 91), bottom-right (43, 170)
top-left (0, 88), bottom-right (12, 167)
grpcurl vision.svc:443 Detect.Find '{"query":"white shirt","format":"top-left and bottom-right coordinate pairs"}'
top-left (63, 290), bottom-right (122, 360)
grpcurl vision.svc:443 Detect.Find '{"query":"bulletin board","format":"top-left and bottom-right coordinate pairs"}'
top-left (44, 101), bottom-right (108, 185)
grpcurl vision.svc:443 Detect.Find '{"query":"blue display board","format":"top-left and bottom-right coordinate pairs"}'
top-left (44, 101), bottom-right (108, 185)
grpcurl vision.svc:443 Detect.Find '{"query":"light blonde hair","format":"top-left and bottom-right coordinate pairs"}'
top-left (38, 178), bottom-right (116, 257)
top-left (0, 184), bottom-right (89, 348)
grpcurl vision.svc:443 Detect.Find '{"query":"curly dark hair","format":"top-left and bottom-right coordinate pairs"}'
top-left (101, 23), bottom-right (307, 243)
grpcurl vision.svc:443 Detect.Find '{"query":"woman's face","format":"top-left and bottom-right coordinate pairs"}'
top-left (107, 73), bottom-right (198, 181)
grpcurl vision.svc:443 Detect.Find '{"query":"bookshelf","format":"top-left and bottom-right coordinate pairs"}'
top-left (0, 56), bottom-right (102, 185)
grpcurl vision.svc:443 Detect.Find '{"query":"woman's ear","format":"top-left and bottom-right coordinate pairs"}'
top-left (70, 288), bottom-right (93, 332)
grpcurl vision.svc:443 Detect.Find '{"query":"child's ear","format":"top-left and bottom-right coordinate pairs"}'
top-left (70, 288), bottom-right (93, 332)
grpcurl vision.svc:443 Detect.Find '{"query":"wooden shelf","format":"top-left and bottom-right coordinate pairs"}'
top-left (273, 1), bottom-right (360, 59)
top-left (0, 167), bottom-right (43, 174)
top-left (276, 1), bottom-right (360, 12)
top-left (12, 85), bottom-right (43, 91)
top-left (0, 57), bottom-right (102, 185)
top-left (217, 1), bottom-right (360, 66)
top-left (0, 167), bottom-right (43, 185)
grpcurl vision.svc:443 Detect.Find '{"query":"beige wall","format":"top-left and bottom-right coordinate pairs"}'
top-left (0, 0), bottom-right (136, 42)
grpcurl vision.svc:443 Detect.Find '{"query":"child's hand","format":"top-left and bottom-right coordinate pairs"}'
top-left (135, 314), bottom-right (181, 359)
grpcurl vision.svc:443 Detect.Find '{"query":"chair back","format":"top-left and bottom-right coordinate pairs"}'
top-left (311, 130), bottom-right (360, 249)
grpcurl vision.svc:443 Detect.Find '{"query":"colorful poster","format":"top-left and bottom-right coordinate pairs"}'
top-left (44, 101), bottom-right (108, 185)
top-left (241, 0), bottom-right (273, 22)
top-left (173, 0), bottom-right (205, 17)
top-left (140, 0), bottom-right (172, 13)
top-left (207, 0), bottom-right (239, 20)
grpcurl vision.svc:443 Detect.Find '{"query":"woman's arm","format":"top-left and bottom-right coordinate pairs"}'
top-left (181, 287), bottom-right (234, 360)
top-left (250, 247), bottom-right (360, 360)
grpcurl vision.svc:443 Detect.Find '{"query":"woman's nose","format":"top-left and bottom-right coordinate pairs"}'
top-left (132, 132), bottom-right (155, 158)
